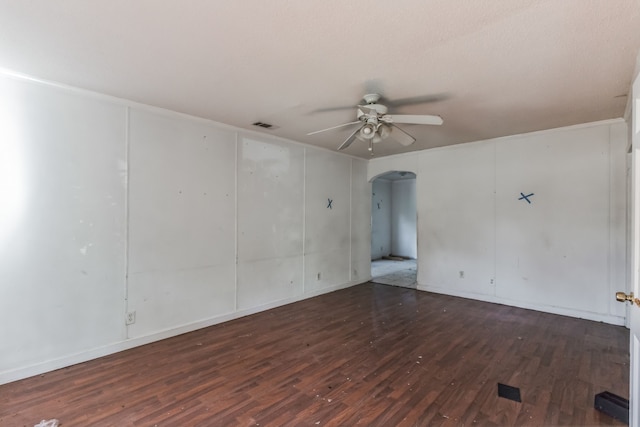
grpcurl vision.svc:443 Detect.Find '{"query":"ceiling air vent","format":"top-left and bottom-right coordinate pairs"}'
top-left (252, 121), bottom-right (278, 130)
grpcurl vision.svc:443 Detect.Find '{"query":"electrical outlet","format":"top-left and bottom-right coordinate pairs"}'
top-left (490, 278), bottom-right (494, 285)
top-left (125, 311), bottom-right (136, 325)
top-left (317, 272), bottom-right (321, 281)
top-left (459, 270), bottom-right (464, 279)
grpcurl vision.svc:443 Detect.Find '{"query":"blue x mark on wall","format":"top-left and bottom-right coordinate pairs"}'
top-left (518, 192), bottom-right (534, 204)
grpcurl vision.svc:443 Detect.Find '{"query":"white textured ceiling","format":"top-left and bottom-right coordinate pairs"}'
top-left (0, 1), bottom-right (639, 158)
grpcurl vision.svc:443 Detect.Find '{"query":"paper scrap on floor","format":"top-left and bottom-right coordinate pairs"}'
top-left (34, 420), bottom-right (59, 427)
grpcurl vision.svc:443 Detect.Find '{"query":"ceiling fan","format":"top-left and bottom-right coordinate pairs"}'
top-left (307, 93), bottom-right (444, 153)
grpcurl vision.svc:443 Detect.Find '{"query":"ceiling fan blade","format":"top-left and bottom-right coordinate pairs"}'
top-left (307, 120), bottom-right (361, 136)
top-left (338, 126), bottom-right (362, 150)
top-left (388, 124), bottom-right (416, 146)
top-left (383, 93), bottom-right (450, 108)
top-left (383, 114), bottom-right (443, 125)
top-left (311, 104), bottom-right (359, 113)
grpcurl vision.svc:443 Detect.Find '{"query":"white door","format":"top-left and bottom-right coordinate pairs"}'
top-left (627, 69), bottom-right (640, 426)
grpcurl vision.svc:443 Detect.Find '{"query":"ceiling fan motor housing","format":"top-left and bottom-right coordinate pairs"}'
top-left (357, 103), bottom-right (388, 117)
top-left (362, 93), bottom-right (381, 104)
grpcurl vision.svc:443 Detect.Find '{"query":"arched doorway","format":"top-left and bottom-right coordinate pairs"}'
top-left (370, 171), bottom-right (417, 288)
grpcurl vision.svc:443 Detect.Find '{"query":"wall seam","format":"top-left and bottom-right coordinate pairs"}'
top-left (349, 159), bottom-right (353, 281)
top-left (493, 140), bottom-right (498, 297)
top-left (302, 148), bottom-right (307, 294)
top-left (416, 156), bottom-right (420, 284)
top-left (124, 106), bottom-right (131, 339)
top-left (608, 125), bottom-right (613, 316)
top-left (234, 132), bottom-right (239, 311)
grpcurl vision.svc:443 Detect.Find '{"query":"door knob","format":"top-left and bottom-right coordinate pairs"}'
top-left (616, 291), bottom-right (640, 306)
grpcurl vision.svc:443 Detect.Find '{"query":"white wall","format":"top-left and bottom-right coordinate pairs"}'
top-left (419, 142), bottom-right (496, 297)
top-left (237, 136), bottom-right (305, 308)
top-left (0, 72), bottom-right (371, 384)
top-left (369, 120), bottom-right (628, 325)
top-left (391, 179), bottom-right (417, 258)
top-left (371, 179), bottom-right (391, 259)
top-left (0, 75), bottom-right (127, 374)
top-left (127, 110), bottom-right (238, 336)
top-left (351, 160), bottom-right (372, 281)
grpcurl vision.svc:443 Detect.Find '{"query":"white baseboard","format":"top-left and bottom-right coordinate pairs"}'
top-left (417, 284), bottom-right (626, 326)
top-left (0, 278), bottom-right (370, 386)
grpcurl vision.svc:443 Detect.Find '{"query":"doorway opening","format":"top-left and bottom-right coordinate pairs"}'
top-left (370, 171), bottom-right (417, 288)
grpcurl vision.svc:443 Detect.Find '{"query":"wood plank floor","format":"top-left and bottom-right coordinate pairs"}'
top-left (0, 283), bottom-right (629, 426)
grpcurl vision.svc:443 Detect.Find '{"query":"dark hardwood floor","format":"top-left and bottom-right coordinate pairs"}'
top-left (1, 283), bottom-right (629, 426)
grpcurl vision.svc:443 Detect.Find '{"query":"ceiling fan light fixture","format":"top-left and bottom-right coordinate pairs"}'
top-left (378, 123), bottom-right (391, 139)
top-left (360, 123), bottom-right (377, 139)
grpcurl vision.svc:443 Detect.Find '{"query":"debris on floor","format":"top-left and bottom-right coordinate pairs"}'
top-left (34, 420), bottom-right (59, 427)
